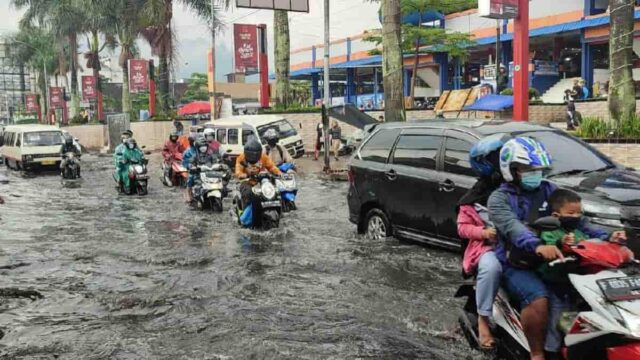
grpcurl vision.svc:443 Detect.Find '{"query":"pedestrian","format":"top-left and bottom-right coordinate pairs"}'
top-left (378, 115), bottom-right (384, 122)
top-left (314, 121), bottom-right (324, 161)
top-left (571, 79), bottom-right (584, 100)
top-left (173, 119), bottom-right (184, 136)
top-left (330, 120), bottom-right (342, 162)
top-left (564, 89), bottom-right (577, 130)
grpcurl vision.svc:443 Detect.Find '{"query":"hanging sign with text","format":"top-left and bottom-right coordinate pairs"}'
top-left (49, 87), bottom-right (64, 109)
top-left (234, 24), bottom-right (259, 74)
top-left (82, 75), bottom-right (97, 100)
top-left (479, 0), bottom-right (518, 19)
top-left (25, 94), bottom-right (39, 113)
top-left (129, 59), bottom-right (149, 93)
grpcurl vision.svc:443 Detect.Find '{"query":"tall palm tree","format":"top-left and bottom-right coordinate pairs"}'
top-left (608, 0), bottom-right (636, 123)
top-left (274, 10), bottom-right (291, 108)
top-left (381, 0), bottom-right (405, 122)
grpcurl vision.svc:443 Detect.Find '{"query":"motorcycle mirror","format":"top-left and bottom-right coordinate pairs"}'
top-left (144, 151), bottom-right (151, 155)
top-left (532, 216), bottom-right (562, 231)
top-left (141, 145), bottom-right (147, 149)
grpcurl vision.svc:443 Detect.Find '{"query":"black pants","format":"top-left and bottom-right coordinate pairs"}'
top-left (239, 182), bottom-right (263, 225)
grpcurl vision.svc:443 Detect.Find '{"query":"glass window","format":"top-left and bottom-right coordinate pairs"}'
top-left (228, 129), bottom-right (239, 145)
top-left (257, 120), bottom-right (298, 140)
top-left (392, 135), bottom-right (441, 170)
top-left (216, 129), bottom-right (227, 144)
top-left (444, 137), bottom-right (474, 176)
top-left (242, 129), bottom-right (255, 144)
top-left (359, 129), bottom-right (400, 163)
top-left (22, 131), bottom-right (63, 147)
top-left (15, 133), bottom-right (21, 147)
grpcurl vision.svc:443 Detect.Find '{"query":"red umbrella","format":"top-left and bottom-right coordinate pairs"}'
top-left (178, 101), bottom-right (211, 116)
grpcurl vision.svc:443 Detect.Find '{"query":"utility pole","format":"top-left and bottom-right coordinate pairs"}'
top-left (495, 19), bottom-right (501, 94)
top-left (210, 0), bottom-right (218, 119)
top-left (513, 0), bottom-right (529, 121)
top-left (323, 0), bottom-right (331, 171)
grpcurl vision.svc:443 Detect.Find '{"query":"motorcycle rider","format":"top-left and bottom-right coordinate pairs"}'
top-left (114, 130), bottom-right (133, 188)
top-left (203, 128), bottom-right (224, 161)
top-left (488, 137), bottom-right (611, 360)
top-left (60, 135), bottom-right (82, 177)
top-left (162, 131), bottom-right (186, 182)
top-left (182, 135), bottom-right (209, 203)
top-left (119, 138), bottom-right (145, 194)
top-left (263, 128), bottom-right (293, 167)
top-left (235, 137), bottom-right (282, 214)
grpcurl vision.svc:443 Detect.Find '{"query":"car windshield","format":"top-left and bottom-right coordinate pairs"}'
top-left (520, 131), bottom-right (615, 176)
top-left (258, 120), bottom-right (297, 140)
top-left (23, 131), bottom-right (63, 147)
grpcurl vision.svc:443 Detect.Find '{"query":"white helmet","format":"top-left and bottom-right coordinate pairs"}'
top-left (499, 137), bottom-right (552, 182)
top-left (203, 128), bottom-right (215, 140)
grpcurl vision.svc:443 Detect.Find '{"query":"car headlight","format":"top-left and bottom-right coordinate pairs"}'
top-left (582, 200), bottom-right (621, 217)
top-left (261, 182), bottom-right (276, 200)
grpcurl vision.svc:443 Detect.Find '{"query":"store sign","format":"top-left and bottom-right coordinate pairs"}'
top-left (236, 0), bottom-right (309, 12)
top-left (479, 0), bottom-right (518, 19)
top-left (25, 94), bottom-right (38, 113)
top-left (49, 87), bottom-right (64, 109)
top-left (82, 76), bottom-right (97, 100)
top-left (533, 60), bottom-right (559, 76)
top-left (234, 24), bottom-right (259, 74)
top-left (129, 59), bottom-right (149, 93)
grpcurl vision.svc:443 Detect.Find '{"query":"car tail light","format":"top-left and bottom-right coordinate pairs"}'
top-left (607, 342), bottom-right (640, 360)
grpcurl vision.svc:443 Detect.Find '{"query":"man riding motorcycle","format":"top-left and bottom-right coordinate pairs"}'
top-left (183, 136), bottom-right (212, 203)
top-left (235, 137), bottom-right (282, 212)
top-left (488, 137), bottom-right (612, 360)
top-left (162, 131), bottom-right (186, 182)
top-left (60, 135), bottom-right (81, 177)
top-left (114, 130), bottom-right (133, 187)
top-left (118, 138), bottom-right (145, 194)
top-left (263, 128), bottom-right (293, 167)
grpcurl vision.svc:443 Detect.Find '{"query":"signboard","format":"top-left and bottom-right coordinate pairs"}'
top-left (25, 94), bottom-right (39, 113)
top-left (49, 87), bottom-right (64, 109)
top-left (236, 0), bottom-right (309, 12)
top-left (129, 59), bottom-right (149, 93)
top-left (533, 60), bottom-right (559, 76)
top-left (234, 24), bottom-right (259, 74)
top-left (479, 0), bottom-right (518, 19)
top-left (82, 75), bottom-right (97, 100)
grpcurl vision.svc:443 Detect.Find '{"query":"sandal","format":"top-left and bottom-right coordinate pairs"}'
top-left (479, 336), bottom-right (496, 350)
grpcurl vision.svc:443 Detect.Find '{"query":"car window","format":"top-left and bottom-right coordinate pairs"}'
top-left (392, 134), bottom-right (441, 170)
top-left (359, 129), bottom-right (400, 163)
top-left (216, 129), bottom-right (227, 144)
top-left (242, 129), bottom-right (254, 144)
top-left (444, 137), bottom-right (474, 176)
top-left (228, 129), bottom-right (239, 144)
top-left (23, 131), bottom-right (63, 146)
top-left (15, 133), bottom-right (21, 147)
top-left (257, 120), bottom-right (297, 139)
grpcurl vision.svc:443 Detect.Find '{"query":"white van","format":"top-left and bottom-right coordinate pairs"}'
top-left (0, 125), bottom-right (64, 170)
top-left (205, 115), bottom-right (305, 160)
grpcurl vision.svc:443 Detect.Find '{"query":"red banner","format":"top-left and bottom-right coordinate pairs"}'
top-left (49, 87), bottom-right (64, 109)
top-left (234, 24), bottom-right (258, 74)
top-left (129, 59), bottom-right (149, 93)
top-left (25, 94), bottom-right (38, 113)
top-left (479, 0), bottom-right (518, 19)
top-left (82, 76), bottom-right (97, 100)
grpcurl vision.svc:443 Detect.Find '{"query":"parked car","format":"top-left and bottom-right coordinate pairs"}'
top-left (347, 120), bottom-right (640, 255)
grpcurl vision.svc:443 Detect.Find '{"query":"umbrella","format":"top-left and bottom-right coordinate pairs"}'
top-left (178, 101), bottom-right (211, 116)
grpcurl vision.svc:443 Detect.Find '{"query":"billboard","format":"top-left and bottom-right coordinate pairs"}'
top-left (129, 59), bottom-right (149, 93)
top-left (25, 94), bottom-right (39, 113)
top-left (49, 87), bottom-right (64, 109)
top-left (82, 75), bottom-right (97, 100)
top-left (236, 0), bottom-right (309, 12)
top-left (479, 0), bottom-right (518, 19)
top-left (234, 24), bottom-right (259, 74)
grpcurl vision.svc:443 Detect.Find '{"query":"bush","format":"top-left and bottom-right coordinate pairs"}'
top-left (499, 88), bottom-right (540, 100)
top-left (576, 115), bottom-right (640, 139)
top-left (260, 105), bottom-right (321, 114)
top-left (69, 114), bottom-right (88, 125)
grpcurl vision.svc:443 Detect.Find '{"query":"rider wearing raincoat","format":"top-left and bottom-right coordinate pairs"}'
top-left (118, 138), bottom-right (145, 193)
top-left (114, 130), bottom-right (133, 187)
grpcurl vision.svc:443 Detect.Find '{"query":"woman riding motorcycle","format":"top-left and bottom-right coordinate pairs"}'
top-left (183, 136), bottom-right (211, 203)
top-left (162, 131), bottom-right (186, 184)
top-left (235, 137), bottom-right (282, 210)
top-left (488, 137), bottom-right (610, 360)
top-left (263, 128), bottom-right (292, 167)
top-left (114, 130), bottom-right (133, 187)
top-left (119, 138), bottom-right (145, 194)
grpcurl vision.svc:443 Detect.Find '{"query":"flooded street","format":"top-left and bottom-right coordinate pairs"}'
top-left (0, 154), bottom-right (475, 359)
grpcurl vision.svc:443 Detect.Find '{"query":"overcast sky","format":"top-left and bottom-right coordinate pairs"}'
top-left (0, 0), bottom-right (381, 81)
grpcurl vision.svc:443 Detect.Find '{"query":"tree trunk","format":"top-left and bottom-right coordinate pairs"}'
top-left (158, 53), bottom-right (171, 112)
top-left (381, 0), bottom-right (405, 122)
top-left (274, 10), bottom-right (291, 108)
top-left (409, 19), bottom-right (422, 108)
top-left (122, 60), bottom-right (131, 114)
top-left (608, 0), bottom-right (636, 123)
top-left (69, 33), bottom-right (80, 117)
top-left (92, 30), bottom-right (104, 122)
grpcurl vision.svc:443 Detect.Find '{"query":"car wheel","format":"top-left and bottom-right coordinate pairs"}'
top-left (364, 209), bottom-right (391, 240)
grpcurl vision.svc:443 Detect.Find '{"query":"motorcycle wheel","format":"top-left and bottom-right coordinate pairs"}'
top-left (262, 210), bottom-right (280, 230)
top-left (137, 182), bottom-right (148, 196)
top-left (211, 197), bottom-right (223, 213)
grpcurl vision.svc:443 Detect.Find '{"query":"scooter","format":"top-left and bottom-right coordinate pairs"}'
top-left (276, 162), bottom-right (298, 212)
top-left (233, 172), bottom-right (282, 230)
top-left (114, 158), bottom-right (149, 195)
top-left (61, 152), bottom-right (81, 180)
top-left (192, 162), bottom-right (231, 212)
top-left (456, 216), bottom-right (640, 360)
top-left (162, 153), bottom-right (188, 187)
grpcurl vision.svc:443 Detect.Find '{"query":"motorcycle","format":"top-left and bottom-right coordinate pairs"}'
top-left (162, 152), bottom-right (188, 187)
top-left (192, 162), bottom-right (231, 212)
top-left (114, 158), bottom-right (149, 195)
top-left (233, 172), bottom-right (282, 230)
top-left (456, 216), bottom-right (640, 360)
top-left (275, 162), bottom-right (298, 212)
top-left (61, 152), bottom-right (81, 180)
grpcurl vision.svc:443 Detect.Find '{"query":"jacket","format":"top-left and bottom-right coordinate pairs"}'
top-left (458, 205), bottom-right (493, 276)
top-left (60, 143), bottom-right (80, 157)
top-left (162, 140), bottom-right (185, 161)
top-left (235, 153), bottom-right (282, 182)
top-left (266, 144), bottom-right (292, 166)
top-left (182, 147), bottom-right (197, 169)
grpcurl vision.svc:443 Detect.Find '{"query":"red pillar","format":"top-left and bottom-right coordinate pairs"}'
top-left (513, 0), bottom-right (529, 122)
top-left (258, 24), bottom-right (270, 109)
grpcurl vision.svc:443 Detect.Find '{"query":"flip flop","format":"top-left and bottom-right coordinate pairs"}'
top-left (479, 337), bottom-right (496, 350)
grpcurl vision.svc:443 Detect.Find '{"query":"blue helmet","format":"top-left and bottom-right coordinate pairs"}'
top-left (499, 137), bottom-right (553, 182)
top-left (469, 133), bottom-right (511, 177)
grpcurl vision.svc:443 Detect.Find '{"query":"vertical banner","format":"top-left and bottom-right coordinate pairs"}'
top-left (82, 75), bottom-right (97, 100)
top-left (25, 94), bottom-right (39, 113)
top-left (49, 87), bottom-right (64, 109)
top-left (208, 49), bottom-right (217, 119)
top-left (234, 24), bottom-right (258, 74)
top-left (128, 59), bottom-right (149, 93)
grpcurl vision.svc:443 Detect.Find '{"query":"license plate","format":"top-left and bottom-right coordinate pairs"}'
top-left (41, 160), bottom-right (56, 165)
top-left (597, 275), bottom-right (640, 302)
top-left (261, 201), bottom-right (280, 208)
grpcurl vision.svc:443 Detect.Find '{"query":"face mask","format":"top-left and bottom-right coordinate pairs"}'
top-left (127, 144), bottom-right (135, 150)
top-left (521, 170), bottom-right (543, 191)
top-left (199, 146), bottom-right (208, 153)
top-left (122, 137), bottom-right (128, 144)
top-left (559, 216), bottom-right (581, 231)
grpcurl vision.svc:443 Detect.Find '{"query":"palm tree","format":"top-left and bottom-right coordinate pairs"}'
top-left (608, 0), bottom-right (636, 123)
top-left (381, 0), bottom-right (405, 122)
top-left (274, 10), bottom-right (291, 108)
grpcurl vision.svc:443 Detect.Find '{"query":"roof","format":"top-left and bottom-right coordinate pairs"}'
top-left (3, 124), bottom-right (62, 132)
top-left (208, 115), bottom-right (287, 127)
top-left (371, 120), bottom-right (555, 136)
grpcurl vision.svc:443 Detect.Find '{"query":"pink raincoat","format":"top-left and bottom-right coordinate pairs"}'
top-left (458, 205), bottom-right (493, 276)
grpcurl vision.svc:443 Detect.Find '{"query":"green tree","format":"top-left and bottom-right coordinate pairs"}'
top-left (274, 10), bottom-right (291, 108)
top-left (180, 73), bottom-right (210, 103)
top-left (608, 0), bottom-right (636, 123)
top-left (380, 0), bottom-right (405, 122)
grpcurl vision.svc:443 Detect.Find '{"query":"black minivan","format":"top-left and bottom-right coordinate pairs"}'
top-left (347, 120), bottom-right (640, 254)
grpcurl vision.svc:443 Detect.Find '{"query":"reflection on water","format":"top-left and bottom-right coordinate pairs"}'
top-left (0, 154), bottom-right (475, 359)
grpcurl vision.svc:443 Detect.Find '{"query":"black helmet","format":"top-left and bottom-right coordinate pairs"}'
top-left (64, 136), bottom-right (73, 146)
top-left (263, 128), bottom-right (279, 147)
top-left (244, 137), bottom-right (263, 164)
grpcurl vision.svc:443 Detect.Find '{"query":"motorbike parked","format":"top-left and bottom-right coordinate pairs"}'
top-left (61, 152), bottom-right (81, 180)
top-left (233, 172), bottom-right (282, 230)
top-left (192, 162), bottom-right (231, 212)
top-left (456, 216), bottom-right (640, 360)
top-left (114, 158), bottom-right (149, 196)
top-left (162, 152), bottom-right (188, 187)
top-left (275, 162), bottom-right (298, 212)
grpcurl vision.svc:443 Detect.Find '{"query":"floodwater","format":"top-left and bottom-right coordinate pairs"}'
top-left (0, 154), bottom-right (478, 359)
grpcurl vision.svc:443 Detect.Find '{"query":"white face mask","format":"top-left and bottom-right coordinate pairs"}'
top-left (127, 144), bottom-right (135, 150)
top-left (199, 146), bottom-right (208, 153)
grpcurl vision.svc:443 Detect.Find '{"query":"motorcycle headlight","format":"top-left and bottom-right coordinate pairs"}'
top-left (134, 165), bottom-right (144, 173)
top-left (261, 182), bottom-right (276, 200)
